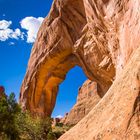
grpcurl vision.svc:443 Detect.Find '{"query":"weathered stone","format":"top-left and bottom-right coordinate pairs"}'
top-left (20, 0), bottom-right (140, 139)
top-left (20, 0), bottom-right (115, 116)
top-left (59, 46), bottom-right (140, 140)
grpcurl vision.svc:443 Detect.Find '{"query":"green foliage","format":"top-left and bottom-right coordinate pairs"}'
top-left (52, 123), bottom-right (72, 139)
top-left (15, 112), bottom-right (53, 140)
top-left (0, 89), bottom-right (71, 140)
top-left (0, 91), bottom-right (55, 140)
top-left (0, 92), bottom-right (20, 140)
top-left (47, 130), bottom-right (57, 140)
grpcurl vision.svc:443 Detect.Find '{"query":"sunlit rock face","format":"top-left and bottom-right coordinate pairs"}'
top-left (60, 47), bottom-right (140, 139)
top-left (61, 80), bottom-right (101, 125)
top-left (20, 0), bottom-right (140, 139)
top-left (20, 0), bottom-right (115, 117)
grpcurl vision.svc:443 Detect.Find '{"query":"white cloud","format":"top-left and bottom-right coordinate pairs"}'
top-left (0, 20), bottom-right (12, 30)
top-left (11, 28), bottom-right (24, 40)
top-left (56, 115), bottom-right (63, 119)
top-left (0, 20), bottom-right (24, 41)
top-left (0, 17), bottom-right (44, 43)
top-left (20, 16), bottom-right (44, 43)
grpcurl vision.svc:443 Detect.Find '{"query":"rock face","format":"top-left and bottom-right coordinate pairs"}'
top-left (20, 0), bottom-right (140, 139)
top-left (20, 0), bottom-right (115, 116)
top-left (61, 80), bottom-right (101, 125)
top-left (59, 47), bottom-right (140, 140)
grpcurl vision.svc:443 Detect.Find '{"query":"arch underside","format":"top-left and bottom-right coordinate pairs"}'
top-left (20, 0), bottom-right (115, 116)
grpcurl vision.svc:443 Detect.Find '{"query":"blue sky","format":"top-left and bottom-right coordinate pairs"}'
top-left (0, 0), bottom-right (87, 117)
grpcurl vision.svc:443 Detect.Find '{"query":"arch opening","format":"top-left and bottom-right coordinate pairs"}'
top-left (52, 66), bottom-right (87, 118)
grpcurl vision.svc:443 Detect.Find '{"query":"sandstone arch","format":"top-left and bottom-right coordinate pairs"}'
top-left (20, 0), bottom-right (140, 139)
top-left (20, 0), bottom-right (115, 116)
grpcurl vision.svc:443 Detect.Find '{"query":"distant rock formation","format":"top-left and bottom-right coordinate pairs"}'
top-left (61, 80), bottom-right (101, 125)
top-left (20, 0), bottom-right (140, 139)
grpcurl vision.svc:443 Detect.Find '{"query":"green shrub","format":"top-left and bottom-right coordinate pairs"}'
top-left (15, 111), bottom-right (53, 140)
top-left (0, 90), bottom-right (55, 140)
top-left (0, 88), bottom-right (71, 140)
top-left (52, 123), bottom-right (72, 139)
top-left (0, 92), bottom-right (20, 140)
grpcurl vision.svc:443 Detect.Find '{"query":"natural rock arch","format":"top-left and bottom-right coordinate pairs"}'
top-left (20, 0), bottom-right (140, 139)
top-left (20, 0), bottom-right (115, 116)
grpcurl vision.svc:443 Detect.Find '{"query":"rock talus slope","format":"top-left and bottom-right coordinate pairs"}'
top-left (20, 0), bottom-right (140, 139)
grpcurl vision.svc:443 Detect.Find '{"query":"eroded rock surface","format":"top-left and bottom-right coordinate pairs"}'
top-left (20, 0), bottom-right (115, 116)
top-left (20, 0), bottom-right (140, 139)
top-left (61, 80), bottom-right (101, 125)
top-left (59, 46), bottom-right (140, 140)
